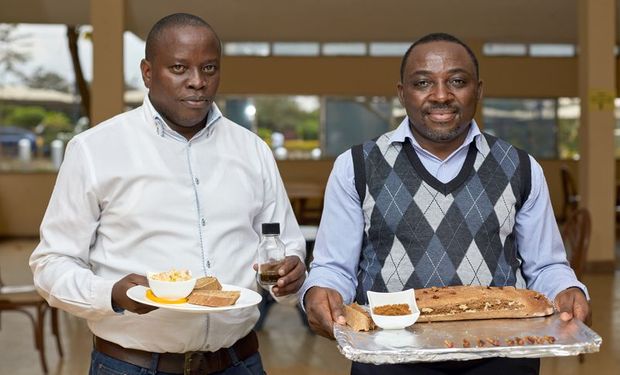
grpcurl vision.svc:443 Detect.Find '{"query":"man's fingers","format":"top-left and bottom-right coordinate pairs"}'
top-left (554, 288), bottom-right (590, 324)
top-left (327, 290), bottom-right (345, 325)
top-left (304, 287), bottom-right (343, 339)
top-left (278, 256), bottom-right (301, 276)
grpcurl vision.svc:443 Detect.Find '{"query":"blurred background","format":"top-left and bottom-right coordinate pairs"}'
top-left (0, 0), bottom-right (618, 374)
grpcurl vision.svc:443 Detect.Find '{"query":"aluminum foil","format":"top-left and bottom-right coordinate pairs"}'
top-left (334, 314), bottom-right (602, 364)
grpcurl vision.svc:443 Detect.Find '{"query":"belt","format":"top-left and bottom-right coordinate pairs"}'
top-left (93, 331), bottom-right (258, 375)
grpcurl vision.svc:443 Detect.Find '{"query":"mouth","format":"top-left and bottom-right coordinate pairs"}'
top-left (181, 97), bottom-right (212, 109)
top-left (426, 111), bottom-right (457, 123)
top-left (424, 106), bottom-right (458, 123)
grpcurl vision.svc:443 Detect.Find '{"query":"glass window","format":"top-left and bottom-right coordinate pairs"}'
top-left (219, 96), bottom-right (320, 160)
top-left (557, 98), bottom-right (580, 160)
top-left (224, 42), bottom-right (270, 56)
top-left (483, 98), bottom-right (557, 159)
top-left (369, 42), bottom-right (410, 56)
top-left (322, 43), bottom-right (366, 56)
top-left (482, 43), bottom-right (527, 56)
top-left (529, 44), bottom-right (576, 57)
top-left (0, 23), bottom-right (90, 171)
top-left (324, 97), bottom-right (392, 157)
top-left (272, 42), bottom-right (320, 56)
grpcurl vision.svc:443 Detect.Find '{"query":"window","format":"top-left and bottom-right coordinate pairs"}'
top-left (482, 43), bottom-right (527, 56)
top-left (219, 96), bottom-right (320, 160)
top-left (324, 97), bottom-right (392, 157)
top-left (369, 43), bottom-right (410, 57)
top-left (322, 43), bottom-right (366, 56)
top-left (557, 98), bottom-right (580, 160)
top-left (272, 42), bottom-right (320, 56)
top-left (529, 44), bottom-right (575, 57)
top-left (0, 23), bottom-right (91, 171)
top-left (224, 42), bottom-right (270, 56)
top-left (483, 98), bottom-right (557, 159)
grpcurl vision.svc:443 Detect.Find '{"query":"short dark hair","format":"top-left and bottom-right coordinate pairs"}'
top-left (145, 13), bottom-right (221, 61)
top-left (399, 33), bottom-right (479, 81)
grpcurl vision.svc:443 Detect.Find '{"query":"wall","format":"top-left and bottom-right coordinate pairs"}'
top-left (219, 55), bottom-right (581, 98)
top-left (0, 173), bottom-right (55, 237)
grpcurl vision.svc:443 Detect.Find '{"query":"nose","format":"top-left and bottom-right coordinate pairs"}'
top-left (431, 82), bottom-right (452, 102)
top-left (187, 68), bottom-right (206, 90)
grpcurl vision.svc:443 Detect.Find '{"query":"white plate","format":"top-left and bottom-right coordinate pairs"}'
top-left (126, 284), bottom-right (262, 314)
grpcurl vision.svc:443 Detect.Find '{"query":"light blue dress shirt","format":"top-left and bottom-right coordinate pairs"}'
top-left (301, 118), bottom-right (588, 306)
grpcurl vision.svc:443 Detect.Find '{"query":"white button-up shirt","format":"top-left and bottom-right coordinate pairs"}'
top-left (30, 96), bottom-right (305, 353)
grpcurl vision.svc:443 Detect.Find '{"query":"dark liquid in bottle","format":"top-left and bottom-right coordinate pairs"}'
top-left (259, 271), bottom-right (280, 284)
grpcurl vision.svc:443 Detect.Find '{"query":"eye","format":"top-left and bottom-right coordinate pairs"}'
top-left (413, 80), bottom-right (431, 89)
top-left (170, 65), bottom-right (186, 74)
top-left (449, 78), bottom-right (467, 88)
top-left (202, 64), bottom-right (218, 74)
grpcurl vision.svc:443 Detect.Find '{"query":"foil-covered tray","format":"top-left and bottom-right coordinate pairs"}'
top-left (334, 313), bottom-right (601, 364)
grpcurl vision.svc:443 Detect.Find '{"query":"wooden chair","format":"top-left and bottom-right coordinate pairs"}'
top-left (559, 165), bottom-right (580, 223)
top-left (560, 208), bottom-right (591, 364)
top-left (0, 268), bottom-right (63, 373)
top-left (561, 208), bottom-right (591, 281)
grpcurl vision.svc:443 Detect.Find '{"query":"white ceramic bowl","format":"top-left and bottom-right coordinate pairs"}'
top-left (367, 289), bottom-right (420, 330)
top-left (147, 271), bottom-right (196, 300)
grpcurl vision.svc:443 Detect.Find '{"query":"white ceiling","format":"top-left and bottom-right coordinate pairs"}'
top-left (0, 0), bottom-right (611, 44)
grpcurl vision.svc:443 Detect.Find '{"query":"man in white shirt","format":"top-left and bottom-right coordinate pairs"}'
top-left (30, 13), bottom-right (306, 375)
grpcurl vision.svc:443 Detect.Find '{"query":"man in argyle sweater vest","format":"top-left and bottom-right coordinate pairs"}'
top-left (302, 33), bottom-right (590, 375)
top-left (353, 132), bottom-right (530, 304)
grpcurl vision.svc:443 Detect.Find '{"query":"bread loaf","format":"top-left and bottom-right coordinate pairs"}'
top-left (415, 286), bottom-right (554, 322)
top-left (344, 303), bottom-right (376, 331)
top-left (194, 276), bottom-right (222, 291)
top-left (188, 290), bottom-right (240, 307)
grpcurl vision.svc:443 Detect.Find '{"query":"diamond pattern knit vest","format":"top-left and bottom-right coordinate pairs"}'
top-left (352, 131), bottom-right (531, 304)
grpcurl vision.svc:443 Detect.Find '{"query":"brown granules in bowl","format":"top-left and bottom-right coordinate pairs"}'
top-left (373, 303), bottom-right (412, 316)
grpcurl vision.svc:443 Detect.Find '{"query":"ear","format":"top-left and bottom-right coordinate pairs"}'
top-left (140, 59), bottom-right (152, 89)
top-left (476, 80), bottom-right (484, 101)
top-left (397, 81), bottom-right (405, 107)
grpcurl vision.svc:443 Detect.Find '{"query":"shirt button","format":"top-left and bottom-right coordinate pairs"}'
top-left (207, 261), bottom-right (211, 268)
top-left (195, 177), bottom-right (200, 185)
top-left (201, 218), bottom-right (206, 226)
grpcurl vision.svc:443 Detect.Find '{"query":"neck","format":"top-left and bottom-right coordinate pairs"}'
top-left (166, 118), bottom-right (207, 141)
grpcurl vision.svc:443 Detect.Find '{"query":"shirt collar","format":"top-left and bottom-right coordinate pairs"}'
top-left (142, 94), bottom-right (222, 140)
top-left (389, 116), bottom-right (482, 160)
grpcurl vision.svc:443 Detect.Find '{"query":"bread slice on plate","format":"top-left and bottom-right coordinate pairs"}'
top-left (194, 276), bottom-right (222, 291)
top-left (344, 303), bottom-right (376, 331)
top-left (416, 285), bottom-right (554, 322)
top-left (188, 290), bottom-right (240, 307)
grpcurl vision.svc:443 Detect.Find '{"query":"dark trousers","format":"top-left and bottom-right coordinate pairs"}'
top-left (351, 358), bottom-right (539, 375)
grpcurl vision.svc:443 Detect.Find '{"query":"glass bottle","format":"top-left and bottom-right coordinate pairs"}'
top-left (257, 222), bottom-right (286, 286)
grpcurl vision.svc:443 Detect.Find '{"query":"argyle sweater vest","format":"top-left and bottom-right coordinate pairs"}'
top-left (351, 131), bottom-right (531, 304)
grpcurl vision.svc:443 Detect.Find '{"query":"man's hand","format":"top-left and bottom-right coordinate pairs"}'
top-left (111, 273), bottom-right (158, 314)
top-left (554, 287), bottom-right (591, 326)
top-left (304, 286), bottom-right (346, 339)
top-left (268, 255), bottom-right (306, 297)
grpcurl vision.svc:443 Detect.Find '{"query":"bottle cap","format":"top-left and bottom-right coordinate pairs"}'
top-left (261, 222), bottom-right (280, 235)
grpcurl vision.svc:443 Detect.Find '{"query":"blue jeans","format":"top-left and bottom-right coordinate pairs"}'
top-left (90, 349), bottom-right (266, 375)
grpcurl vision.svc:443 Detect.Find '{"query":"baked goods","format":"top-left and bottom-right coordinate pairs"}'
top-left (194, 276), bottom-right (222, 291)
top-left (372, 304), bottom-right (412, 316)
top-left (344, 303), bottom-right (376, 331)
top-left (415, 286), bottom-right (554, 322)
top-left (187, 290), bottom-right (240, 307)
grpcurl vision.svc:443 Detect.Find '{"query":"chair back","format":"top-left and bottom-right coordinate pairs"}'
top-left (560, 165), bottom-right (580, 222)
top-left (561, 208), bottom-right (591, 280)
